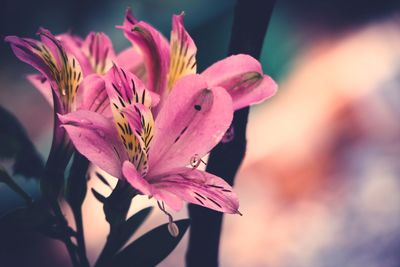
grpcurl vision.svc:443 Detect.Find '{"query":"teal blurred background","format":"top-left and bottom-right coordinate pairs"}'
top-left (1, 0), bottom-right (400, 266)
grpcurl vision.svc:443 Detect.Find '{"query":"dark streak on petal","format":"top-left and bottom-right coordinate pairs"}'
top-left (207, 197), bottom-right (222, 208)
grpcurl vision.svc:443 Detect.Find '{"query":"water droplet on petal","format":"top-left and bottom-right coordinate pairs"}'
top-left (168, 222), bottom-right (179, 237)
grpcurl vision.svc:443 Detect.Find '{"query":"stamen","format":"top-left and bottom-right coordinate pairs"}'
top-left (157, 201), bottom-right (179, 237)
top-left (190, 154), bottom-right (206, 169)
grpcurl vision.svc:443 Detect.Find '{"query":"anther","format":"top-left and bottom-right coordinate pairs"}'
top-left (157, 201), bottom-right (179, 237)
top-left (190, 154), bottom-right (200, 168)
top-left (190, 154), bottom-right (206, 169)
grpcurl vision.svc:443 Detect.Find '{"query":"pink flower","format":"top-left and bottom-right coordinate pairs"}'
top-left (6, 29), bottom-right (137, 117)
top-left (59, 31), bottom-right (141, 78)
top-left (59, 65), bottom-right (239, 214)
top-left (120, 8), bottom-right (277, 112)
top-left (5, 28), bottom-right (111, 116)
top-left (58, 32), bottom-right (116, 76)
top-left (5, 28), bottom-right (112, 168)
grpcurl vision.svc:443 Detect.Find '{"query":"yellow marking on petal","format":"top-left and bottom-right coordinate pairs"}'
top-left (132, 106), bottom-right (154, 175)
top-left (109, 67), bottom-right (156, 174)
top-left (112, 107), bottom-right (139, 158)
top-left (59, 56), bottom-right (83, 111)
top-left (135, 105), bottom-right (155, 155)
top-left (167, 23), bottom-right (197, 91)
top-left (110, 99), bottom-right (154, 176)
top-left (35, 43), bottom-right (83, 112)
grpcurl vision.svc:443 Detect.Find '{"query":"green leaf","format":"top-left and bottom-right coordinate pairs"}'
top-left (114, 206), bottom-right (153, 252)
top-left (38, 222), bottom-right (77, 240)
top-left (111, 219), bottom-right (190, 267)
top-left (66, 153), bottom-right (89, 210)
top-left (103, 180), bottom-right (136, 228)
top-left (0, 106), bottom-right (44, 178)
top-left (0, 167), bottom-right (32, 204)
top-left (95, 172), bottom-right (112, 189)
top-left (95, 207), bottom-right (153, 267)
top-left (94, 186), bottom-right (143, 267)
top-left (0, 201), bottom-right (54, 232)
top-left (91, 188), bottom-right (106, 203)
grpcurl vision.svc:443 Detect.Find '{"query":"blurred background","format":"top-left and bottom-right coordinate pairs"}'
top-left (1, 0), bottom-right (400, 266)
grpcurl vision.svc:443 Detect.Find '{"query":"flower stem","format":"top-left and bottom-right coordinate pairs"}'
top-left (73, 207), bottom-right (90, 267)
top-left (94, 180), bottom-right (136, 267)
top-left (94, 227), bottom-right (119, 267)
top-left (67, 153), bottom-right (90, 267)
top-left (186, 1), bottom-right (277, 266)
top-left (52, 199), bottom-right (81, 267)
top-left (42, 160), bottom-right (80, 267)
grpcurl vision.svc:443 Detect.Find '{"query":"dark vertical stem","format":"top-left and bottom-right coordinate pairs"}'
top-left (51, 199), bottom-right (80, 267)
top-left (67, 153), bottom-right (90, 267)
top-left (74, 209), bottom-right (90, 267)
top-left (42, 163), bottom-right (80, 267)
top-left (94, 180), bottom-right (136, 267)
top-left (186, 1), bottom-right (276, 267)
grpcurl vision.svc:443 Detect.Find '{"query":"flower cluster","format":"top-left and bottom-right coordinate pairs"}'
top-left (6, 8), bottom-right (277, 214)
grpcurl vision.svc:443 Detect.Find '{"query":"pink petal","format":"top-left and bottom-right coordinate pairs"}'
top-left (121, 103), bottom-right (155, 148)
top-left (60, 32), bottom-right (116, 76)
top-left (202, 54), bottom-right (278, 110)
top-left (37, 29), bottom-right (84, 113)
top-left (120, 8), bottom-right (170, 95)
top-left (167, 13), bottom-right (197, 91)
top-left (121, 103), bottom-right (155, 176)
top-left (148, 74), bottom-right (233, 176)
top-left (61, 33), bottom-right (84, 46)
top-left (115, 48), bottom-right (146, 81)
top-left (81, 32), bottom-right (116, 75)
top-left (37, 28), bottom-right (64, 69)
top-left (149, 167), bottom-right (239, 214)
top-left (75, 74), bottom-right (111, 117)
top-left (122, 161), bottom-right (152, 195)
top-left (6, 29), bottom-right (83, 113)
top-left (58, 33), bottom-right (93, 76)
top-left (5, 36), bottom-right (56, 86)
top-left (26, 74), bottom-right (53, 107)
top-left (59, 110), bottom-right (128, 178)
top-left (121, 103), bottom-right (150, 135)
top-left (122, 7), bottom-right (139, 26)
top-left (105, 65), bottom-right (156, 176)
top-left (105, 64), bottom-right (155, 109)
top-left (154, 190), bottom-right (183, 212)
top-left (123, 160), bottom-right (184, 211)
